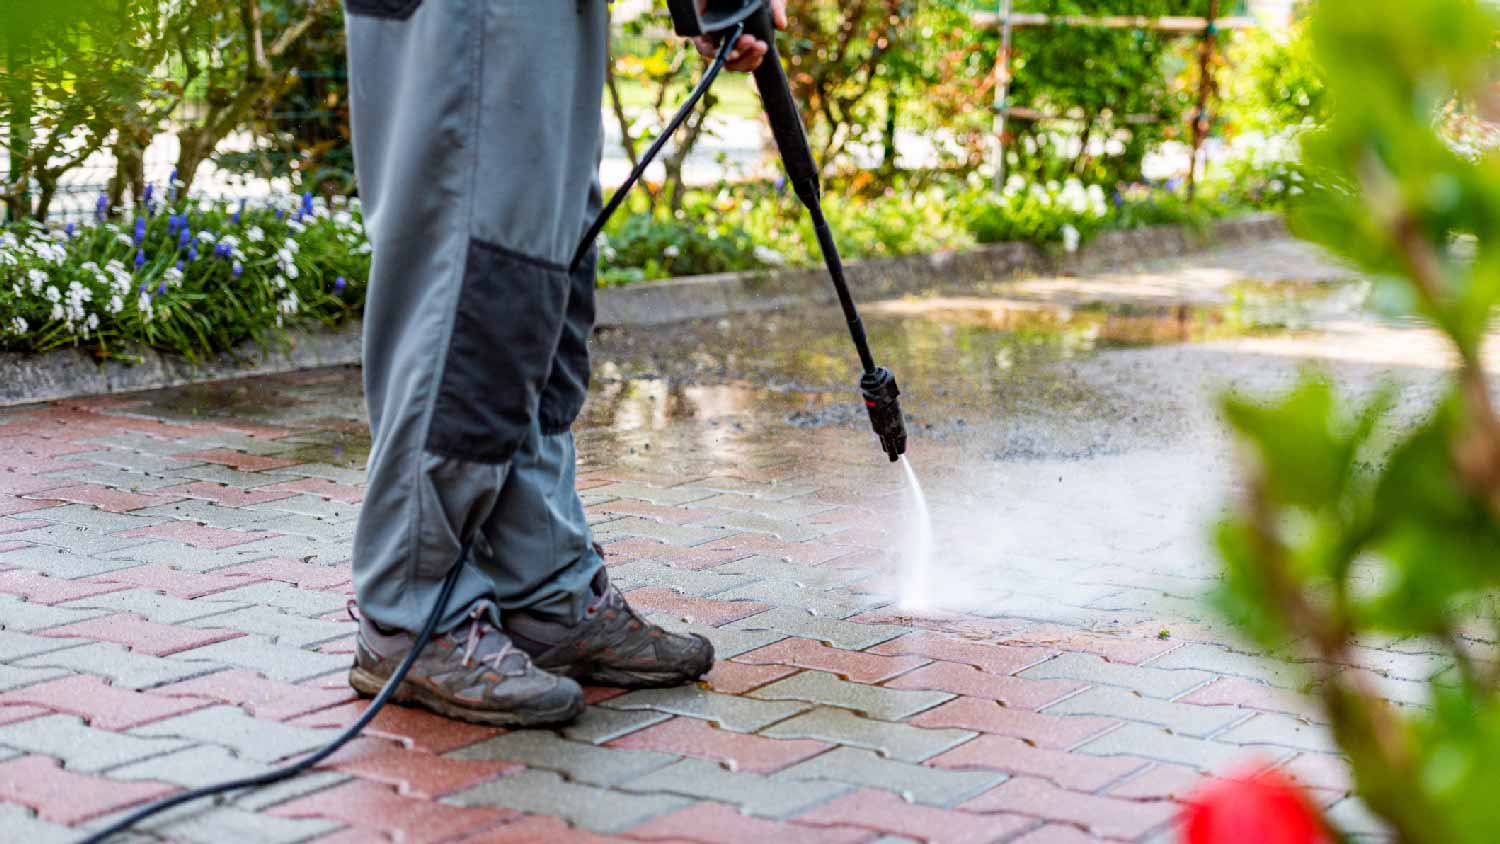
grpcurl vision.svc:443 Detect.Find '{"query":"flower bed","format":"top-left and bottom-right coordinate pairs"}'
top-left (1, 175), bottom-right (1265, 360)
top-left (1, 191), bottom-right (369, 361)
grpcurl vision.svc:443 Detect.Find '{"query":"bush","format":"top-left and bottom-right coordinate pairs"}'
top-left (1, 192), bottom-right (368, 359)
top-left (1215, 1), bottom-right (1500, 841)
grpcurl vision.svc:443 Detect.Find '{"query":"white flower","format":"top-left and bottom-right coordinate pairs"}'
top-left (273, 275), bottom-right (288, 290)
top-left (85, 312), bottom-right (99, 332)
top-left (107, 295), bottom-right (124, 314)
top-left (663, 245), bottom-right (681, 259)
top-left (8, 316), bottom-right (27, 334)
top-left (247, 226), bottom-right (265, 243)
top-left (287, 219), bottom-right (306, 234)
top-left (10, 284), bottom-right (19, 296)
top-left (197, 230), bottom-right (217, 243)
top-left (115, 233), bottom-right (133, 248)
top-left (50, 303), bottom-right (65, 321)
top-left (283, 238), bottom-right (300, 254)
top-left (1061, 224), bottom-right (1081, 254)
top-left (44, 285), bottom-right (61, 303)
top-left (138, 293), bottom-right (154, 320)
top-left (277, 291), bottom-right (299, 316)
top-left (27, 269), bottom-right (48, 292)
top-left (752, 245), bottom-right (786, 266)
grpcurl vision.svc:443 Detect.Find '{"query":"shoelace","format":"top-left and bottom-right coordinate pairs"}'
top-left (460, 605), bottom-right (528, 676)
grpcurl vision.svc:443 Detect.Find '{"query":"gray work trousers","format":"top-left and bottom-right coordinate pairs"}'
top-left (345, 0), bottom-right (607, 633)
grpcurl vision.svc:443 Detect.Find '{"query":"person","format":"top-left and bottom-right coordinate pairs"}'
top-left (341, 0), bottom-right (788, 725)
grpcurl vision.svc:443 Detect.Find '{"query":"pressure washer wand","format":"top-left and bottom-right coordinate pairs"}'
top-left (582, 0), bottom-right (909, 461)
top-left (740, 4), bottom-right (908, 462)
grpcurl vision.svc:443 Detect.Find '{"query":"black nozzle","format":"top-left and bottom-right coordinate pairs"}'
top-left (860, 367), bottom-right (907, 462)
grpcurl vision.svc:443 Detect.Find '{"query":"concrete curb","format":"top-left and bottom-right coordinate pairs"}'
top-left (0, 214), bottom-right (1284, 407)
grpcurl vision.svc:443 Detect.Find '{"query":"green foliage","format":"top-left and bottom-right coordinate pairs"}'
top-left (0, 195), bottom-right (367, 359)
top-left (1002, 0), bottom-right (1212, 183)
top-left (1215, 1), bottom-right (1500, 841)
top-left (598, 213), bottom-right (770, 287)
top-left (1222, 21), bottom-right (1327, 138)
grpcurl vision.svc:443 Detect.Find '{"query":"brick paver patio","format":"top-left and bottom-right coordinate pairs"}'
top-left (0, 242), bottom-right (1413, 843)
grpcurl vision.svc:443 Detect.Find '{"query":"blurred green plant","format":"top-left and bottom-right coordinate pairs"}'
top-left (1222, 19), bottom-right (1327, 139)
top-left (1214, 0), bottom-right (1500, 841)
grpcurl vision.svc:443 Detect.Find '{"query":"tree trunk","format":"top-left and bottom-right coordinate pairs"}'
top-left (5, 38), bottom-right (34, 222)
top-left (880, 89), bottom-right (899, 181)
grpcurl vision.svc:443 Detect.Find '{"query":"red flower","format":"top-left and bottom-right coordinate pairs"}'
top-left (1181, 764), bottom-right (1330, 844)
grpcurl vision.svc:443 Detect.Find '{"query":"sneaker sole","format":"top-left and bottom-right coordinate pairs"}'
top-left (348, 666), bottom-right (584, 727)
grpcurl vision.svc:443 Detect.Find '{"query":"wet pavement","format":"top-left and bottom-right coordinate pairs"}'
top-left (0, 237), bottom-right (1439, 843)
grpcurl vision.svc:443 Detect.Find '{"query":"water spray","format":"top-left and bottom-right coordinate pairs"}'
top-left (575, 0), bottom-right (910, 462)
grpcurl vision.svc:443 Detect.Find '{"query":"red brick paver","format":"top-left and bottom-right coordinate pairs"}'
top-left (37, 612), bottom-right (244, 656)
top-left (702, 660), bottom-right (797, 694)
top-left (884, 661), bottom-right (1084, 709)
top-left (870, 631), bottom-right (1055, 675)
top-left (909, 697), bottom-right (1120, 749)
top-left (270, 780), bottom-right (516, 844)
top-left (292, 700), bottom-right (501, 753)
top-left (150, 668), bottom-right (357, 721)
top-left (625, 802), bottom-right (872, 844)
top-left (795, 788), bottom-right (1032, 844)
top-left (739, 637), bottom-right (929, 684)
top-left (149, 481), bottom-right (300, 507)
top-left (961, 777), bottom-right (1178, 841)
top-left (83, 563), bottom-right (261, 599)
top-left (0, 569), bottom-right (128, 604)
top-left (119, 521), bottom-right (277, 549)
top-left (622, 588), bottom-right (768, 626)
top-left (0, 675), bottom-right (210, 730)
top-left (0, 755), bottom-right (178, 825)
top-left (171, 448), bottom-right (303, 472)
top-left (928, 734), bottom-right (1149, 791)
top-left (260, 477), bottom-right (366, 503)
top-left (29, 483), bottom-right (180, 513)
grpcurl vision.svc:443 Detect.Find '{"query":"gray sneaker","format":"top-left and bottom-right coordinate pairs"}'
top-left (349, 601), bottom-right (585, 727)
top-left (503, 569), bottom-right (715, 688)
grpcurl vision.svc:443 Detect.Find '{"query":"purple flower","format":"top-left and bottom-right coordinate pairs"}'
top-left (232, 198), bottom-right (246, 224)
top-left (139, 283), bottom-right (148, 294)
top-left (334, 276), bottom-right (347, 292)
top-left (188, 246), bottom-right (198, 262)
top-left (178, 229), bottom-right (191, 249)
top-left (135, 250), bottom-right (146, 270)
top-left (143, 184), bottom-right (154, 204)
top-left (274, 208), bottom-right (284, 220)
top-left (176, 260), bottom-right (184, 272)
top-left (133, 217), bottom-right (147, 245)
top-left (301, 192), bottom-right (315, 216)
top-left (157, 280), bottom-right (168, 295)
top-left (95, 193), bottom-right (109, 222)
top-left (214, 242), bottom-right (230, 259)
top-left (232, 262), bottom-right (244, 279)
top-left (64, 223), bottom-right (75, 239)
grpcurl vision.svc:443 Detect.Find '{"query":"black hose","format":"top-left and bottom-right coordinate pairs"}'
top-left (76, 547), bottom-right (471, 844)
top-left (569, 22), bottom-right (744, 273)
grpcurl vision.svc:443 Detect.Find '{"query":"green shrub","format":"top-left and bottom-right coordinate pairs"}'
top-left (1215, 0), bottom-right (1500, 841)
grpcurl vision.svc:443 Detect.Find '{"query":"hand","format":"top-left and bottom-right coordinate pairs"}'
top-left (691, 0), bottom-right (787, 73)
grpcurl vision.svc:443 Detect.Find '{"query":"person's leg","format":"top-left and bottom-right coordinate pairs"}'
top-left (345, 0), bottom-right (610, 722)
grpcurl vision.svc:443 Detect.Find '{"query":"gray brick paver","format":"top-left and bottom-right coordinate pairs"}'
top-left (0, 629), bottom-right (90, 660)
top-left (729, 608), bottom-right (909, 651)
top-left (601, 686), bottom-right (811, 732)
top-left (1145, 643), bottom-right (1304, 689)
top-left (0, 802), bottom-right (76, 844)
top-left (0, 714), bottom-right (190, 772)
top-left (445, 768), bottom-right (692, 833)
top-left (0, 663), bottom-right (69, 691)
top-left (748, 670), bottom-right (952, 720)
top-left (60, 589), bottom-right (250, 624)
top-left (0, 544), bottom-right (146, 577)
top-left (774, 746), bottom-right (1004, 807)
top-left (623, 757), bottom-right (851, 817)
top-left (185, 606), bottom-right (352, 648)
top-left (593, 517), bottom-right (736, 547)
top-left (1214, 712), bottom-right (1341, 754)
top-left (447, 730), bottom-right (678, 787)
top-left (136, 806), bottom-right (342, 844)
top-left (197, 582), bottom-right (348, 617)
top-left (132, 500), bottom-right (270, 530)
top-left (16, 642), bottom-right (223, 689)
top-left (560, 705), bottom-right (672, 745)
top-left (715, 581), bottom-right (884, 619)
top-left (602, 561), bottom-right (756, 597)
top-left (1077, 722), bottom-right (1288, 770)
top-left (760, 707), bottom-right (975, 762)
top-left (588, 482), bottom-right (716, 506)
top-left (713, 555), bottom-right (870, 588)
top-left (1043, 686), bottom-right (1252, 737)
top-left (132, 705), bottom-right (342, 763)
top-left (0, 594), bottom-right (109, 631)
top-left (171, 635), bottom-right (347, 682)
top-left (1018, 652), bottom-right (1214, 699)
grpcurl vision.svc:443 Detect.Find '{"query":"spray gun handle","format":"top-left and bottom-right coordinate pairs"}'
top-left (743, 6), bottom-right (823, 209)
